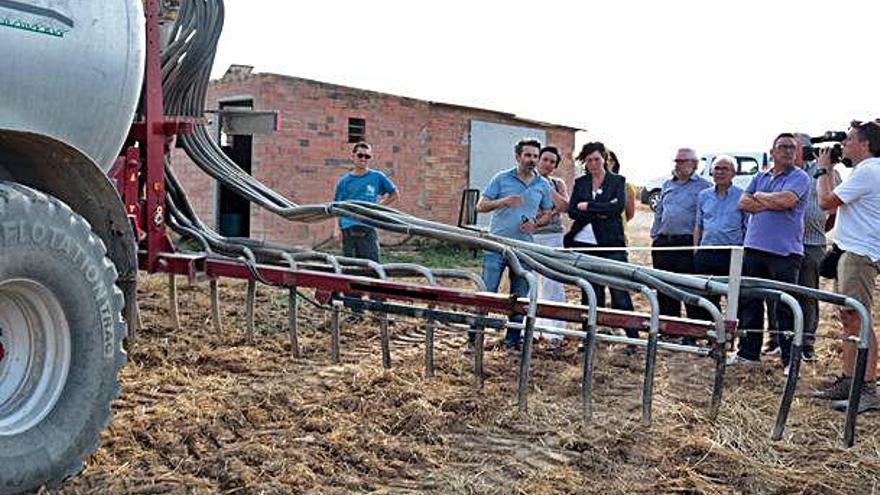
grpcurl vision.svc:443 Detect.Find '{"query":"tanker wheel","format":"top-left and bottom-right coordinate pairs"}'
top-left (0, 182), bottom-right (126, 494)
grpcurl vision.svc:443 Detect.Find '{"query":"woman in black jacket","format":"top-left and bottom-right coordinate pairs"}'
top-left (564, 142), bottom-right (638, 345)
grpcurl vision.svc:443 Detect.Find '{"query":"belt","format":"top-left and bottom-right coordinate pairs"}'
top-left (657, 234), bottom-right (693, 241)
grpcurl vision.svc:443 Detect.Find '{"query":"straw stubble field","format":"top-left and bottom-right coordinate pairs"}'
top-left (51, 209), bottom-right (880, 494)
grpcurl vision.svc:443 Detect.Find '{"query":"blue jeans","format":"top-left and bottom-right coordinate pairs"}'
top-left (482, 250), bottom-right (530, 347)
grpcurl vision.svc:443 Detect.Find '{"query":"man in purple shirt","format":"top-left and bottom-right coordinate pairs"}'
top-left (729, 133), bottom-right (810, 369)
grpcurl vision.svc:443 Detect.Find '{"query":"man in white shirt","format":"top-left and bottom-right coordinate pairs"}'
top-left (815, 119), bottom-right (880, 413)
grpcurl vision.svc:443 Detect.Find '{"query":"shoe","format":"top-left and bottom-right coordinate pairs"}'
top-left (463, 341), bottom-right (475, 356)
top-left (763, 346), bottom-right (781, 356)
top-left (502, 340), bottom-right (522, 352)
top-left (681, 337), bottom-right (697, 347)
top-left (726, 354), bottom-right (760, 367)
top-left (831, 383), bottom-right (880, 413)
top-left (802, 349), bottom-right (817, 362)
top-left (812, 376), bottom-right (853, 401)
top-left (622, 345), bottom-right (637, 357)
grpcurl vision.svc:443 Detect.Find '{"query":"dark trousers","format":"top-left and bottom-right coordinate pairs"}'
top-left (570, 241), bottom-right (638, 339)
top-left (736, 248), bottom-right (802, 364)
top-left (342, 225), bottom-right (380, 262)
top-left (693, 249), bottom-right (732, 311)
top-left (797, 244), bottom-right (825, 351)
top-left (651, 235), bottom-right (707, 320)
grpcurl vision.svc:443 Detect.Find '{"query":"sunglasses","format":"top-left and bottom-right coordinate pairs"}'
top-left (673, 159), bottom-right (696, 164)
top-left (356, 152), bottom-right (372, 160)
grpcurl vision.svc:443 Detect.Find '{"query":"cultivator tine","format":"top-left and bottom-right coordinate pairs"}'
top-left (288, 290), bottom-right (300, 358)
top-left (516, 271), bottom-right (539, 413)
top-left (379, 316), bottom-right (392, 369)
top-left (246, 280), bottom-right (256, 342)
top-left (640, 288), bottom-right (660, 425)
top-left (843, 298), bottom-right (872, 447)
top-left (280, 254), bottom-right (300, 358)
top-left (425, 317), bottom-right (435, 378)
top-left (579, 282), bottom-right (598, 421)
top-left (771, 292), bottom-right (804, 441)
top-left (473, 325), bottom-right (485, 389)
top-left (168, 274), bottom-right (180, 330)
top-left (210, 279), bottom-right (222, 335)
top-left (330, 300), bottom-right (342, 364)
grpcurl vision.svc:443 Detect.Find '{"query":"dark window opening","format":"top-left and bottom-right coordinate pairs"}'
top-left (348, 117), bottom-right (366, 143)
top-left (217, 99), bottom-right (253, 238)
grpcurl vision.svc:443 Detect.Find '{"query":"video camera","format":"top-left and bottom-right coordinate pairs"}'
top-left (804, 131), bottom-right (853, 178)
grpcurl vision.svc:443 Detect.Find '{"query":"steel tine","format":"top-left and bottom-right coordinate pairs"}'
top-left (640, 288), bottom-right (660, 425)
top-left (210, 279), bottom-right (222, 335)
top-left (771, 292), bottom-right (804, 441)
top-left (331, 300), bottom-right (341, 364)
top-left (246, 280), bottom-right (256, 342)
top-left (280, 254), bottom-right (300, 358)
top-left (168, 274), bottom-right (180, 331)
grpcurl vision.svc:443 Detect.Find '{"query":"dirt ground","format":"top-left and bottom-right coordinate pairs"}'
top-left (49, 207), bottom-right (880, 494)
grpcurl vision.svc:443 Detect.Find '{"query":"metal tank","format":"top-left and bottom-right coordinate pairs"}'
top-left (0, 0), bottom-right (145, 171)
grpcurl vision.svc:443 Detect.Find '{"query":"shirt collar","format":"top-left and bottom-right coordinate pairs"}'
top-left (507, 167), bottom-right (539, 185)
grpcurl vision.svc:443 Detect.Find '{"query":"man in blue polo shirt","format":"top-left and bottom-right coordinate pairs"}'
top-left (730, 133), bottom-right (810, 369)
top-left (693, 155), bottom-right (748, 310)
top-left (476, 138), bottom-right (554, 350)
top-left (333, 142), bottom-right (399, 262)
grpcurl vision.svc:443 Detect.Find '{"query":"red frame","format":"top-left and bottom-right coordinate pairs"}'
top-left (117, 0), bottom-right (737, 341)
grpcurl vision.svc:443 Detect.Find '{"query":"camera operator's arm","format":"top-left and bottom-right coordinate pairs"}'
top-left (817, 148), bottom-right (844, 210)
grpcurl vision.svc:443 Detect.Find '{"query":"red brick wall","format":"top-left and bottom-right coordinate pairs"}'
top-left (171, 73), bottom-right (577, 248)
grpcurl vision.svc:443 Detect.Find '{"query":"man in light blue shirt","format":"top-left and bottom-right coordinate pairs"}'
top-left (693, 155), bottom-right (747, 309)
top-left (650, 147), bottom-right (712, 321)
top-left (476, 138), bottom-right (553, 350)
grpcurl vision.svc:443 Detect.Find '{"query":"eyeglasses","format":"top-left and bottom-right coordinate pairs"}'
top-left (673, 159), bottom-right (696, 164)
top-left (356, 152), bottom-right (372, 160)
top-left (713, 168), bottom-right (734, 173)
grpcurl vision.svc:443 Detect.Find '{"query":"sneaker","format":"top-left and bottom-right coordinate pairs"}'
top-left (831, 383), bottom-right (880, 413)
top-left (763, 345), bottom-right (781, 356)
top-left (802, 349), bottom-right (817, 362)
top-left (812, 376), bottom-right (853, 401)
top-left (726, 354), bottom-right (760, 367)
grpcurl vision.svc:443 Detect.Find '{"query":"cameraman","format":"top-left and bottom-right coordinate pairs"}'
top-left (814, 120), bottom-right (880, 413)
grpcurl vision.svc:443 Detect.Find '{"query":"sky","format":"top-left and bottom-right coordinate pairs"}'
top-left (211, 0), bottom-right (880, 185)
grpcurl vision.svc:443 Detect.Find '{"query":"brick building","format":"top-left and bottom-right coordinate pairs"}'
top-left (172, 65), bottom-right (580, 247)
